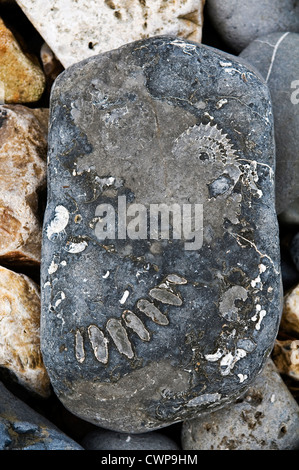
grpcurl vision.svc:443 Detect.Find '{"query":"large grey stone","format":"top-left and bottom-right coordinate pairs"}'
top-left (41, 36), bottom-right (282, 433)
top-left (206, 0), bottom-right (299, 53)
top-left (0, 381), bottom-right (83, 450)
top-left (181, 360), bottom-right (299, 450)
top-left (240, 32), bottom-right (299, 214)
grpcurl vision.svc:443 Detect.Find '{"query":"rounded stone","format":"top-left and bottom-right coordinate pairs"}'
top-left (206, 0), bottom-right (299, 53)
top-left (41, 36), bottom-right (282, 433)
top-left (0, 381), bottom-right (83, 450)
top-left (181, 360), bottom-right (299, 450)
top-left (240, 32), bottom-right (299, 214)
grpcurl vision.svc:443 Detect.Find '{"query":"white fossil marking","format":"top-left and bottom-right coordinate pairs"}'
top-left (187, 393), bottom-right (222, 407)
top-left (237, 373), bottom-right (248, 383)
top-left (122, 310), bottom-right (150, 342)
top-left (119, 290), bottom-right (130, 305)
top-left (88, 325), bottom-right (109, 364)
top-left (66, 241), bottom-right (88, 253)
top-left (205, 348), bottom-right (223, 362)
top-left (102, 270), bottom-right (110, 279)
top-left (137, 299), bottom-right (169, 325)
top-left (48, 260), bottom-right (58, 274)
top-left (149, 287), bottom-right (182, 306)
top-left (220, 349), bottom-right (247, 376)
top-left (106, 318), bottom-right (134, 359)
top-left (75, 330), bottom-right (85, 363)
top-left (47, 205), bottom-right (69, 239)
top-left (54, 291), bottom-right (65, 308)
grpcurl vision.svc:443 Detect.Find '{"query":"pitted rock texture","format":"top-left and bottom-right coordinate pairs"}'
top-left (181, 360), bottom-right (299, 450)
top-left (0, 265), bottom-right (50, 398)
top-left (206, 0), bottom-right (299, 53)
top-left (16, 0), bottom-right (205, 68)
top-left (0, 17), bottom-right (45, 103)
top-left (0, 105), bottom-right (47, 264)
top-left (0, 381), bottom-right (83, 450)
top-left (41, 36), bottom-right (282, 433)
top-left (240, 32), bottom-right (299, 214)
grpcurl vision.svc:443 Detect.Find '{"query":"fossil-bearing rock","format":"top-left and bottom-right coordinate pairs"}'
top-left (41, 36), bottom-right (282, 433)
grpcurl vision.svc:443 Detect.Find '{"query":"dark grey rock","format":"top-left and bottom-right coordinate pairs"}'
top-left (0, 381), bottom-right (83, 450)
top-left (240, 32), bottom-right (299, 214)
top-left (206, 0), bottom-right (299, 53)
top-left (279, 197), bottom-right (299, 227)
top-left (81, 430), bottom-right (180, 450)
top-left (41, 36), bottom-right (282, 433)
top-left (181, 359), bottom-right (299, 450)
top-left (290, 232), bottom-right (299, 272)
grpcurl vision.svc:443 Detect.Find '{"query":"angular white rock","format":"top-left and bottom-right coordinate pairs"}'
top-left (15, 0), bottom-right (205, 68)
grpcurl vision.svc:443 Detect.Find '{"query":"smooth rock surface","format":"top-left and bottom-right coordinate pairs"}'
top-left (279, 197), bottom-right (299, 227)
top-left (181, 360), bottom-right (299, 450)
top-left (41, 36), bottom-right (282, 433)
top-left (16, 0), bottom-right (205, 68)
top-left (81, 430), bottom-right (180, 450)
top-left (240, 32), bottom-right (299, 214)
top-left (0, 104), bottom-right (47, 264)
top-left (0, 265), bottom-right (50, 398)
top-left (0, 17), bottom-right (45, 103)
top-left (0, 381), bottom-right (83, 450)
top-left (206, 0), bottom-right (299, 53)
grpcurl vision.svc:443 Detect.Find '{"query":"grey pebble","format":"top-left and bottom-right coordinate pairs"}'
top-left (41, 36), bottom-right (281, 433)
top-left (0, 381), bottom-right (83, 450)
top-left (181, 359), bottom-right (299, 450)
top-left (240, 32), bottom-right (299, 214)
top-left (206, 0), bottom-right (299, 53)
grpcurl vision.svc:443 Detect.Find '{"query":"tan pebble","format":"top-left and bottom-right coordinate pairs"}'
top-left (0, 17), bottom-right (45, 103)
top-left (0, 265), bottom-right (51, 397)
top-left (0, 105), bottom-right (48, 265)
top-left (280, 284), bottom-right (299, 338)
top-left (272, 339), bottom-right (299, 381)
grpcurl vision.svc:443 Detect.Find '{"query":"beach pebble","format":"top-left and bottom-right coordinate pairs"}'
top-left (0, 265), bottom-right (50, 397)
top-left (181, 360), bottom-right (299, 450)
top-left (206, 0), bottom-right (299, 53)
top-left (41, 36), bottom-right (281, 433)
top-left (0, 105), bottom-right (47, 265)
top-left (240, 32), bottom-right (299, 214)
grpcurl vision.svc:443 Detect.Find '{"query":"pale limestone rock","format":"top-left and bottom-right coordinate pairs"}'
top-left (15, 0), bottom-right (205, 68)
top-left (0, 266), bottom-right (50, 397)
top-left (0, 17), bottom-right (45, 103)
top-left (280, 284), bottom-right (299, 338)
top-left (0, 105), bottom-right (48, 265)
top-left (272, 339), bottom-right (299, 381)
